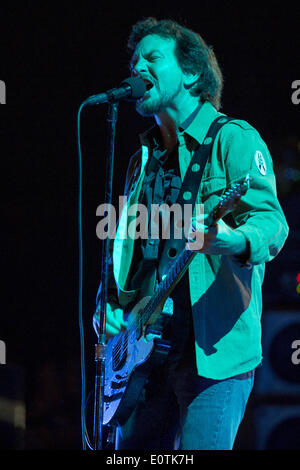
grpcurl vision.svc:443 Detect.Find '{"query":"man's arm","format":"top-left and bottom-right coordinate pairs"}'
top-left (188, 121), bottom-right (289, 262)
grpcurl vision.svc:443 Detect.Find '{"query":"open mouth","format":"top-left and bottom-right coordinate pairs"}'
top-left (143, 79), bottom-right (154, 91)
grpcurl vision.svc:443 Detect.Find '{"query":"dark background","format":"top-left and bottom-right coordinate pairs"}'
top-left (0, 0), bottom-right (299, 450)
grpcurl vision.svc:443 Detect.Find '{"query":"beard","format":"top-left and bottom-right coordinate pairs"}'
top-left (136, 93), bottom-right (166, 116)
top-left (135, 82), bottom-right (182, 117)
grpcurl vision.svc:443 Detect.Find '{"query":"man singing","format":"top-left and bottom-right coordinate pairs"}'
top-left (93, 17), bottom-right (288, 450)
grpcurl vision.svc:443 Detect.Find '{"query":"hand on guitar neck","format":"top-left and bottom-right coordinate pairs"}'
top-left (186, 175), bottom-right (251, 258)
top-left (187, 215), bottom-right (248, 257)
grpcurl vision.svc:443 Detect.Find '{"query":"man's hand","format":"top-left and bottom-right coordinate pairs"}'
top-left (187, 215), bottom-right (247, 256)
top-left (94, 302), bottom-right (128, 339)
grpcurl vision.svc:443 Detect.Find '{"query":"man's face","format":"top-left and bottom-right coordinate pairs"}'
top-left (130, 34), bottom-right (186, 116)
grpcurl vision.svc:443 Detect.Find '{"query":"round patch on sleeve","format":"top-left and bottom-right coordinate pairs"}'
top-left (254, 150), bottom-right (267, 175)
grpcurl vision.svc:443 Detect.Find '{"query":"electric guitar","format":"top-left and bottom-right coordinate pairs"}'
top-left (102, 174), bottom-right (251, 425)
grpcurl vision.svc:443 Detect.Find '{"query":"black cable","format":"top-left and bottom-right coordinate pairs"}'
top-left (77, 102), bottom-right (86, 450)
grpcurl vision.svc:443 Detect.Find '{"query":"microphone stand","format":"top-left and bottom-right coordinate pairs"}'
top-left (93, 101), bottom-right (119, 450)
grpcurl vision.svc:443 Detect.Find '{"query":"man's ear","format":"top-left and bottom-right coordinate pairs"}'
top-left (183, 71), bottom-right (201, 89)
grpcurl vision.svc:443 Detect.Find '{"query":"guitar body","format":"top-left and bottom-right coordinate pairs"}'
top-left (103, 296), bottom-right (171, 426)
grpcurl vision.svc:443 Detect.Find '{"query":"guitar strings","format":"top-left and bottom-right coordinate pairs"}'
top-left (110, 249), bottom-right (190, 363)
top-left (111, 246), bottom-right (197, 363)
top-left (110, 283), bottom-right (164, 363)
top-left (110, 264), bottom-right (175, 362)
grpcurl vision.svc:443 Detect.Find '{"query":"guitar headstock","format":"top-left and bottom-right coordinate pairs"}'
top-left (212, 174), bottom-right (251, 224)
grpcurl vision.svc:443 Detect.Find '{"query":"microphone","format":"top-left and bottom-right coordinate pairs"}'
top-left (82, 77), bottom-right (146, 106)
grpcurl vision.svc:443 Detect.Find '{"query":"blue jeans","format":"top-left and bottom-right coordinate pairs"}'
top-left (115, 363), bottom-right (254, 450)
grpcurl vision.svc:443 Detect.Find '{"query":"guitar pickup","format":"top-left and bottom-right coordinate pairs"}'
top-left (144, 326), bottom-right (162, 337)
top-left (111, 380), bottom-right (127, 390)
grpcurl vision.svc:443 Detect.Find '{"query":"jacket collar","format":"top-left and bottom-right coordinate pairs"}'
top-left (180, 101), bottom-right (223, 145)
top-left (138, 101), bottom-right (223, 149)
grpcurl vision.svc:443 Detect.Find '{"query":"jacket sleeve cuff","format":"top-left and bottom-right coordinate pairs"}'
top-left (235, 225), bottom-right (275, 265)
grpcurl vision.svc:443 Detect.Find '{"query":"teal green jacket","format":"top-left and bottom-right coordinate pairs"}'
top-left (104, 102), bottom-right (289, 379)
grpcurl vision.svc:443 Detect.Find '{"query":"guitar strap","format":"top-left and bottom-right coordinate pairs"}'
top-left (158, 115), bottom-right (235, 281)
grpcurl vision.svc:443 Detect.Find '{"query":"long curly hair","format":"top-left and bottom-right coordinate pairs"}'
top-left (127, 17), bottom-right (224, 110)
